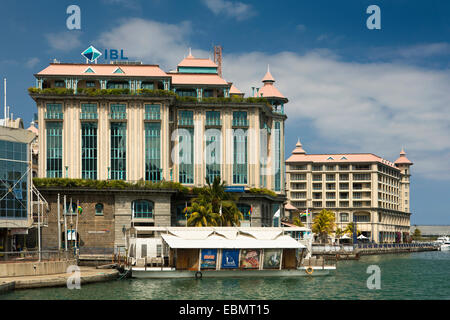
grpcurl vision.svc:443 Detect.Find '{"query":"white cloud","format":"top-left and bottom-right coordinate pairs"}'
top-left (45, 31), bottom-right (82, 52)
top-left (202, 0), bottom-right (254, 21)
top-left (96, 18), bottom-right (208, 70)
top-left (96, 18), bottom-right (450, 181)
top-left (25, 57), bottom-right (40, 68)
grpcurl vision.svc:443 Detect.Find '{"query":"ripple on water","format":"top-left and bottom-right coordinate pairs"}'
top-left (1, 251), bottom-right (449, 300)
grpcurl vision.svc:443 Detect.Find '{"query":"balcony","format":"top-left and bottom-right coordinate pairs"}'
top-left (144, 111), bottom-right (161, 120)
top-left (109, 112), bottom-right (127, 120)
top-left (178, 118), bottom-right (194, 126)
top-left (232, 119), bottom-right (249, 127)
top-left (80, 112), bottom-right (98, 120)
top-left (205, 118), bottom-right (221, 126)
top-left (45, 112), bottom-right (63, 120)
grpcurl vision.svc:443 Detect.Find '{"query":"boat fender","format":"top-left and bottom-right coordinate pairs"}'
top-left (305, 267), bottom-right (314, 275)
top-left (195, 271), bottom-right (203, 279)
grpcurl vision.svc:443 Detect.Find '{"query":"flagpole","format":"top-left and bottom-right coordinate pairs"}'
top-left (57, 193), bottom-right (61, 251)
top-left (75, 200), bottom-right (79, 250)
top-left (64, 195), bottom-right (67, 251)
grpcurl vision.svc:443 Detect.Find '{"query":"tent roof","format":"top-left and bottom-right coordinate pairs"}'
top-left (161, 233), bottom-right (305, 249)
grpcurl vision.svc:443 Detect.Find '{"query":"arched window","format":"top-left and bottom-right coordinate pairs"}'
top-left (133, 200), bottom-right (154, 219)
top-left (95, 203), bottom-right (104, 216)
top-left (237, 204), bottom-right (251, 221)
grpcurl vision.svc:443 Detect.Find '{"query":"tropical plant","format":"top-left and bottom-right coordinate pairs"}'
top-left (311, 209), bottom-right (336, 243)
top-left (186, 199), bottom-right (219, 227)
top-left (293, 217), bottom-right (304, 227)
top-left (335, 228), bottom-right (344, 238)
top-left (412, 228), bottom-right (421, 240)
top-left (343, 222), bottom-right (361, 236)
top-left (186, 176), bottom-right (243, 227)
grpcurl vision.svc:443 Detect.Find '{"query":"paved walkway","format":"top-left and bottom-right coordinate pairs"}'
top-left (0, 266), bottom-right (119, 290)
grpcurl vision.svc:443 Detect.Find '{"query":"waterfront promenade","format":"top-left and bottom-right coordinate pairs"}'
top-left (0, 266), bottom-right (119, 293)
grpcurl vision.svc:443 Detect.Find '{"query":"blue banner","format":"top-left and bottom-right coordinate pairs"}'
top-left (224, 186), bottom-right (245, 193)
top-left (201, 249), bottom-right (217, 269)
top-left (221, 249), bottom-right (239, 269)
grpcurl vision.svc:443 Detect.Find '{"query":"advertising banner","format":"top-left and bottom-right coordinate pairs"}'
top-left (240, 249), bottom-right (260, 269)
top-left (201, 249), bottom-right (217, 269)
top-left (221, 249), bottom-right (239, 269)
top-left (263, 249), bottom-right (281, 269)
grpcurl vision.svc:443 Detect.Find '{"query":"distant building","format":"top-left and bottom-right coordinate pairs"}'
top-left (410, 225), bottom-right (450, 238)
top-left (285, 140), bottom-right (413, 243)
top-left (0, 126), bottom-right (36, 253)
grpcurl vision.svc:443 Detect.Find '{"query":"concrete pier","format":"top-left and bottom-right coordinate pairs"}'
top-left (0, 266), bottom-right (119, 290)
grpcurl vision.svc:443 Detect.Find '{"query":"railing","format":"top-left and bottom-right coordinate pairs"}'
top-left (144, 112), bottom-right (161, 120)
top-left (80, 112), bottom-right (98, 120)
top-left (205, 119), bottom-right (221, 126)
top-left (44, 112), bottom-right (63, 120)
top-left (178, 119), bottom-right (194, 126)
top-left (232, 119), bottom-right (249, 127)
top-left (0, 250), bottom-right (75, 263)
top-left (109, 112), bottom-right (127, 120)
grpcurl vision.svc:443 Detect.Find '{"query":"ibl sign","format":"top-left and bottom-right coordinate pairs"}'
top-left (104, 49), bottom-right (128, 60)
top-left (81, 46), bottom-right (128, 62)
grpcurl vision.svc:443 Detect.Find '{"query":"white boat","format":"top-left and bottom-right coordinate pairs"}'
top-left (125, 227), bottom-right (336, 278)
top-left (435, 236), bottom-right (450, 251)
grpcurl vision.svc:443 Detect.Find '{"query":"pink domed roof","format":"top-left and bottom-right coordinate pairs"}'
top-left (394, 148), bottom-right (413, 165)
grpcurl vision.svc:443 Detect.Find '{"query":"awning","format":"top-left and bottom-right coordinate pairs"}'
top-left (161, 233), bottom-right (305, 249)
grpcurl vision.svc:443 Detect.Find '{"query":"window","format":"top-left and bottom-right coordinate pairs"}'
top-left (291, 173), bottom-right (306, 181)
top-left (177, 89), bottom-right (197, 97)
top-left (312, 183), bottom-right (322, 190)
top-left (0, 141), bottom-right (28, 219)
top-left (144, 104), bottom-right (160, 120)
top-left (46, 122), bottom-right (63, 178)
top-left (313, 174), bottom-right (322, 181)
top-left (45, 103), bottom-right (63, 120)
top-left (326, 174), bottom-right (335, 181)
top-left (179, 127), bottom-right (194, 184)
top-left (178, 110), bottom-right (194, 126)
top-left (339, 174), bottom-right (349, 181)
top-left (339, 164), bottom-right (349, 170)
top-left (54, 80), bottom-right (65, 88)
top-left (81, 103), bottom-right (98, 119)
top-left (81, 123), bottom-right (97, 179)
top-left (95, 203), bottom-right (104, 215)
top-left (203, 89), bottom-right (214, 98)
top-left (206, 111), bottom-right (221, 126)
top-left (141, 82), bottom-right (154, 90)
top-left (110, 122), bottom-right (126, 180)
top-left (238, 204), bottom-right (251, 221)
top-left (312, 165), bottom-right (322, 171)
top-left (107, 81), bottom-right (128, 89)
top-left (133, 200), bottom-right (153, 219)
top-left (340, 213), bottom-right (349, 222)
top-left (205, 129), bottom-right (221, 183)
top-left (145, 123), bottom-right (161, 182)
top-left (86, 81), bottom-right (96, 88)
top-left (110, 104), bottom-right (127, 120)
top-left (326, 165), bottom-right (335, 171)
top-left (232, 111), bottom-right (248, 127)
top-left (233, 128), bottom-right (247, 184)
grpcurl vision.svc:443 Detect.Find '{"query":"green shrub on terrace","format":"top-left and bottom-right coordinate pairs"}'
top-left (248, 188), bottom-right (278, 197)
top-left (137, 89), bottom-right (177, 97)
top-left (33, 178), bottom-right (189, 193)
top-left (28, 87), bottom-right (74, 95)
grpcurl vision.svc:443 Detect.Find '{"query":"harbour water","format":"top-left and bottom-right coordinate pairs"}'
top-left (1, 251), bottom-right (449, 300)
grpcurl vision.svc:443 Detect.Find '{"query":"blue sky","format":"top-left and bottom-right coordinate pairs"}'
top-left (0, 0), bottom-right (449, 224)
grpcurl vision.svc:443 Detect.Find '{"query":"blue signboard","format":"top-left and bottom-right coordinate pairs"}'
top-left (201, 249), bottom-right (217, 269)
top-left (225, 186), bottom-right (245, 193)
top-left (221, 249), bottom-right (239, 269)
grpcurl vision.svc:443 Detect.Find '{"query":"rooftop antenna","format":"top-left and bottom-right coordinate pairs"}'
top-left (214, 45), bottom-right (223, 77)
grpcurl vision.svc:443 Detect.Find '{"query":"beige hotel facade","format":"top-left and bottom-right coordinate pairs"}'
top-left (285, 140), bottom-right (413, 243)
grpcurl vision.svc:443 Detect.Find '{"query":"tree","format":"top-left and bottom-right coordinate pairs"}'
top-left (335, 228), bottom-right (344, 238)
top-left (344, 222), bottom-right (361, 237)
top-left (311, 209), bottom-right (336, 243)
top-left (293, 216), bottom-right (304, 227)
top-left (186, 176), bottom-right (243, 227)
top-left (186, 199), bottom-right (220, 227)
top-left (412, 228), bottom-right (421, 240)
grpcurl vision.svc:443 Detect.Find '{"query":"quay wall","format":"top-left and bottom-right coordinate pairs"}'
top-left (0, 259), bottom-right (77, 278)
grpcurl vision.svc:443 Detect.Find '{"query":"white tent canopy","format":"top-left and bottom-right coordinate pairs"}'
top-left (357, 234), bottom-right (368, 239)
top-left (161, 233), bottom-right (305, 249)
top-left (340, 234), bottom-right (351, 239)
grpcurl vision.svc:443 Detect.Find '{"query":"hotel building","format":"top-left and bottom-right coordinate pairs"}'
top-left (30, 51), bottom-right (288, 252)
top-left (285, 140), bottom-right (413, 243)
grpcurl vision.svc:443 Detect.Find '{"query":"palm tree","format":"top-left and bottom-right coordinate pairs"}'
top-left (187, 176), bottom-right (243, 227)
top-left (335, 227), bottom-right (344, 238)
top-left (186, 199), bottom-right (220, 227)
top-left (293, 215), bottom-right (305, 227)
top-left (311, 209), bottom-right (336, 244)
top-left (344, 222), bottom-right (361, 236)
